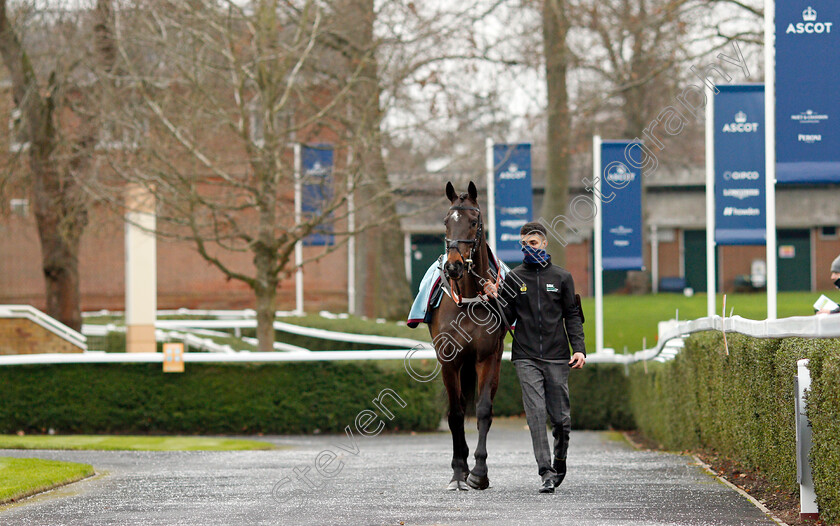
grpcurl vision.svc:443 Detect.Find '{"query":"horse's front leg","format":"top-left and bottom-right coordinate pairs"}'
top-left (468, 349), bottom-right (501, 490)
top-left (442, 365), bottom-right (470, 490)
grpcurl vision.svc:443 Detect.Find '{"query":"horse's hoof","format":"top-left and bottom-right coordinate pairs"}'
top-left (466, 473), bottom-right (489, 490)
top-left (447, 479), bottom-right (470, 491)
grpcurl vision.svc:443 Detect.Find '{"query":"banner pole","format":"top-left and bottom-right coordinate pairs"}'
top-left (294, 143), bottom-right (304, 315)
top-left (705, 83), bottom-right (716, 317)
top-left (593, 135), bottom-right (604, 354)
top-left (765, 0), bottom-right (777, 320)
top-left (485, 138), bottom-right (497, 256)
top-left (347, 147), bottom-right (355, 315)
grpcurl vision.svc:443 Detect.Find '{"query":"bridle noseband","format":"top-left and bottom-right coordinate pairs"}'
top-left (442, 203), bottom-right (503, 308)
top-left (444, 205), bottom-right (483, 274)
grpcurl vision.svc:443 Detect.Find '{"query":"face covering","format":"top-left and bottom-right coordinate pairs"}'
top-left (521, 245), bottom-right (549, 265)
top-left (834, 277), bottom-right (840, 290)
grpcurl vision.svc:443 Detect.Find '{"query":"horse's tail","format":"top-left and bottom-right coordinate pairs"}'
top-left (460, 352), bottom-right (477, 417)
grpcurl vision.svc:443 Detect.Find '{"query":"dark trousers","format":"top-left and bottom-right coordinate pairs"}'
top-left (513, 358), bottom-right (571, 478)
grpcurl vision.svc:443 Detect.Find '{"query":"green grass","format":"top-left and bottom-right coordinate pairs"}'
top-left (583, 291), bottom-right (823, 353)
top-left (0, 457), bottom-right (94, 504)
top-left (82, 290), bottom-right (832, 355)
top-left (289, 291), bottom-right (826, 353)
top-left (0, 435), bottom-right (277, 451)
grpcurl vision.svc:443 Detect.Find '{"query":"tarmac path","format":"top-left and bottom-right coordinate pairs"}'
top-left (0, 418), bottom-right (780, 526)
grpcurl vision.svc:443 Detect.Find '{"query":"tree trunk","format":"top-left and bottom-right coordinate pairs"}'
top-left (254, 239), bottom-right (278, 352)
top-left (540, 0), bottom-right (571, 267)
top-left (36, 216), bottom-right (84, 331)
top-left (344, 0), bottom-right (412, 319)
top-left (0, 0), bottom-right (110, 332)
top-left (254, 282), bottom-right (277, 353)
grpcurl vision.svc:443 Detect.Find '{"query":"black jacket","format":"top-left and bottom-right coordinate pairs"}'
top-left (498, 256), bottom-right (586, 362)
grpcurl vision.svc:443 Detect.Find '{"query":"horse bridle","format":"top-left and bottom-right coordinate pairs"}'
top-left (444, 205), bottom-right (483, 275)
top-left (441, 203), bottom-right (513, 338)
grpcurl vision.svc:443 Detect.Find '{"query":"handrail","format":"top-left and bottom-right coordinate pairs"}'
top-left (621, 313), bottom-right (840, 364)
top-left (8, 311), bottom-right (840, 367)
top-left (0, 305), bottom-right (87, 350)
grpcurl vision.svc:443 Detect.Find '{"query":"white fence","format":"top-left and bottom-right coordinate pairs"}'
top-left (3, 309), bottom-right (840, 366)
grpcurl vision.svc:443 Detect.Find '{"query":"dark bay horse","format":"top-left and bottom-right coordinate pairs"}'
top-left (429, 181), bottom-right (506, 491)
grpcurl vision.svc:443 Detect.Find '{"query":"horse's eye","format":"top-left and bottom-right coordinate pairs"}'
top-left (471, 221), bottom-right (477, 227)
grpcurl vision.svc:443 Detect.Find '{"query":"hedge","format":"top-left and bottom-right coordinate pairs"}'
top-left (628, 332), bottom-right (840, 525)
top-left (0, 362), bottom-right (442, 435)
top-left (0, 360), bottom-right (632, 437)
top-left (493, 361), bottom-right (634, 430)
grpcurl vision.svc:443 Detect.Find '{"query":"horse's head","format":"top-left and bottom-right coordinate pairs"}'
top-left (443, 181), bottom-right (482, 280)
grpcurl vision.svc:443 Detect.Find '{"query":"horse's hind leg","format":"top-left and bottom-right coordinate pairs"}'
top-left (442, 365), bottom-right (470, 491)
top-left (467, 349), bottom-right (502, 490)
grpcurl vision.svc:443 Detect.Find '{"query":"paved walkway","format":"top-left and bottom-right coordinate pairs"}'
top-left (1, 418), bottom-right (779, 525)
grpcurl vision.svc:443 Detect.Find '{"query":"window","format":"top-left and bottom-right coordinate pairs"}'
top-left (819, 226), bottom-right (838, 240)
top-left (10, 198), bottom-right (29, 217)
top-left (8, 108), bottom-right (29, 152)
top-left (248, 99), bottom-right (294, 148)
top-left (96, 118), bottom-right (148, 151)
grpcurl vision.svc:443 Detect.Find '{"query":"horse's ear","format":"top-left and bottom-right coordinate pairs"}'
top-left (467, 181), bottom-right (478, 202)
top-left (445, 181), bottom-right (457, 202)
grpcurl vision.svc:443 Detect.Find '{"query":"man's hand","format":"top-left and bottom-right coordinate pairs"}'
top-left (483, 282), bottom-right (498, 297)
top-left (569, 352), bottom-right (586, 369)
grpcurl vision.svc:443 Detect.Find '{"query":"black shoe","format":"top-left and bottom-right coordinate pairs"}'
top-left (539, 477), bottom-right (555, 493)
top-left (552, 458), bottom-right (566, 487)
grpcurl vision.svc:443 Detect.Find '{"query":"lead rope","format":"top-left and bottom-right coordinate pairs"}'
top-left (467, 260), bottom-right (514, 341)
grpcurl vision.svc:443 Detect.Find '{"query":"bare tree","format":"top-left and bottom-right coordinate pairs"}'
top-left (92, 0), bottom-right (419, 351)
top-left (0, 0), bottom-right (114, 330)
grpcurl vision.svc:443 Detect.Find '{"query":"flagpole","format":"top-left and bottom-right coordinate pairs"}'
top-left (346, 147), bottom-right (355, 315)
top-left (593, 135), bottom-right (603, 354)
top-left (486, 138), bottom-right (497, 256)
top-left (765, 0), bottom-right (777, 320)
top-left (705, 83), bottom-right (716, 317)
top-left (294, 143), bottom-right (304, 315)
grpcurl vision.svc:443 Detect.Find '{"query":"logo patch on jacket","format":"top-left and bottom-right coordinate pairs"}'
top-left (519, 285), bottom-right (527, 293)
top-left (546, 283), bottom-right (558, 292)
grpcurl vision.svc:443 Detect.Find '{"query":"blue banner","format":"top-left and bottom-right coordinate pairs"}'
top-left (493, 143), bottom-right (534, 261)
top-left (601, 141), bottom-right (643, 270)
top-left (301, 144), bottom-right (334, 246)
top-left (715, 85), bottom-right (766, 245)
top-left (776, 2), bottom-right (840, 183)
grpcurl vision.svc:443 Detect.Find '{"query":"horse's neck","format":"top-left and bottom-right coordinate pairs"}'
top-left (475, 237), bottom-right (491, 278)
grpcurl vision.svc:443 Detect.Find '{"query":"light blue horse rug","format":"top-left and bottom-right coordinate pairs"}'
top-left (406, 244), bottom-right (511, 328)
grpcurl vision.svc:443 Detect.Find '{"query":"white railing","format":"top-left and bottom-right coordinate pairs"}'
top-left (618, 313), bottom-right (840, 365)
top-left (5, 309), bottom-right (840, 367)
top-left (0, 305), bottom-right (87, 350)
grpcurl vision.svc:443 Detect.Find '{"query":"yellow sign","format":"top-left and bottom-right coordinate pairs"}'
top-left (163, 342), bottom-right (185, 373)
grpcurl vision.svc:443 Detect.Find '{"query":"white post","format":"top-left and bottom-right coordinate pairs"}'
top-left (795, 359), bottom-right (819, 520)
top-left (125, 184), bottom-right (157, 353)
top-left (765, 0), bottom-right (778, 320)
top-left (593, 135), bottom-right (604, 354)
top-left (294, 143), bottom-right (304, 315)
top-left (651, 224), bottom-right (659, 294)
top-left (705, 82), bottom-right (717, 317)
top-left (347, 148), bottom-right (356, 315)
top-left (404, 232), bottom-right (411, 281)
top-left (485, 137), bottom-right (497, 256)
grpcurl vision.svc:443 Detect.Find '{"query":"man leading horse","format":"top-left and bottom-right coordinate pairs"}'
top-left (485, 220), bottom-right (586, 493)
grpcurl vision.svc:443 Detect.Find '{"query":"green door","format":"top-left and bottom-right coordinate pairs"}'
top-left (683, 229), bottom-right (720, 293)
top-left (587, 239), bottom-right (628, 294)
top-left (777, 229), bottom-right (811, 291)
top-left (409, 234), bottom-right (444, 294)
